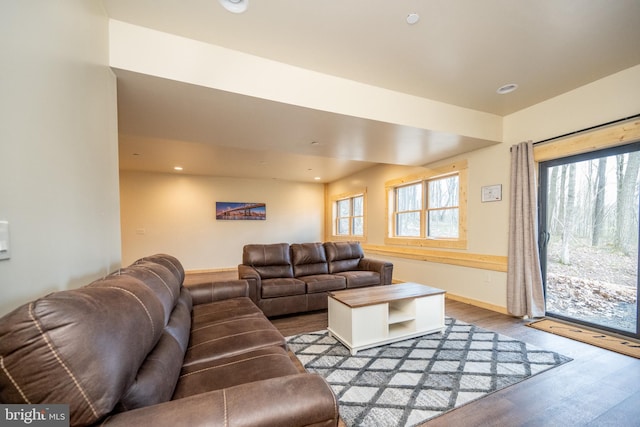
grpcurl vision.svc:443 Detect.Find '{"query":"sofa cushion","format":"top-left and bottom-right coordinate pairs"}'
top-left (259, 295), bottom-right (308, 318)
top-left (0, 276), bottom-right (165, 426)
top-left (113, 261), bottom-right (181, 325)
top-left (324, 241), bottom-right (365, 273)
top-left (302, 274), bottom-right (346, 294)
top-left (291, 242), bottom-right (329, 277)
top-left (192, 296), bottom-right (264, 327)
top-left (136, 253), bottom-right (185, 286)
top-left (335, 270), bottom-right (380, 288)
top-left (184, 315), bottom-right (286, 367)
top-left (261, 277), bottom-right (306, 298)
top-left (243, 243), bottom-right (294, 279)
top-left (164, 288), bottom-right (193, 354)
top-left (115, 330), bottom-right (184, 411)
top-left (173, 346), bottom-right (299, 399)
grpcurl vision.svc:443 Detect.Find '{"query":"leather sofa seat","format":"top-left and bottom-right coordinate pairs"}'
top-left (184, 315), bottom-right (286, 366)
top-left (174, 346), bottom-right (299, 399)
top-left (303, 274), bottom-right (347, 293)
top-left (191, 295), bottom-right (264, 325)
top-left (261, 277), bottom-right (306, 298)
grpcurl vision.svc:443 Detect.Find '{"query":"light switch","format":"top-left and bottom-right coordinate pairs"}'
top-left (0, 221), bottom-right (10, 260)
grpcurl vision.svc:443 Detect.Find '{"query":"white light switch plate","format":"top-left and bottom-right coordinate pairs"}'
top-left (0, 221), bottom-right (10, 260)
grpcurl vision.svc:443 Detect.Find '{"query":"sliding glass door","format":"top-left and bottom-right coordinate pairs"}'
top-left (539, 142), bottom-right (640, 338)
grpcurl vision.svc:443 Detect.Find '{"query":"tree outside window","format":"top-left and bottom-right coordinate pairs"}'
top-left (395, 183), bottom-right (422, 237)
top-left (427, 175), bottom-right (459, 238)
top-left (335, 194), bottom-right (364, 237)
top-left (386, 160), bottom-right (467, 249)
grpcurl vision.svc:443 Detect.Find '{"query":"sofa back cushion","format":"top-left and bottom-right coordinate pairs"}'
top-left (243, 243), bottom-right (294, 279)
top-left (136, 253), bottom-right (185, 285)
top-left (114, 261), bottom-right (182, 325)
top-left (165, 288), bottom-right (193, 354)
top-left (291, 243), bottom-right (329, 277)
top-left (102, 256), bottom-right (190, 413)
top-left (0, 275), bottom-right (165, 426)
top-left (324, 241), bottom-right (364, 273)
top-left (113, 322), bottom-right (187, 411)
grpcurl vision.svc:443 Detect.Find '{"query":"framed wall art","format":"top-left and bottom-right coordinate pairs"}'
top-left (216, 202), bottom-right (266, 220)
top-left (481, 184), bottom-right (502, 202)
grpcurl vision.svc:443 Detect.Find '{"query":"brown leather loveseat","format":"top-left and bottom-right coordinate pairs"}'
top-left (0, 254), bottom-right (338, 427)
top-left (239, 241), bottom-right (393, 317)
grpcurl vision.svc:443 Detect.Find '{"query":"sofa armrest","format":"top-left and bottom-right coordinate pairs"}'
top-left (185, 279), bottom-right (249, 305)
top-left (359, 258), bottom-right (394, 286)
top-left (100, 374), bottom-right (338, 427)
top-left (238, 264), bottom-right (261, 303)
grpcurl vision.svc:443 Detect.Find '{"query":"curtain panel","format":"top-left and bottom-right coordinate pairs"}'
top-left (507, 141), bottom-right (545, 318)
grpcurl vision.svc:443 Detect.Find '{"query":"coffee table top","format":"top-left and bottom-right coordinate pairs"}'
top-left (328, 282), bottom-right (445, 308)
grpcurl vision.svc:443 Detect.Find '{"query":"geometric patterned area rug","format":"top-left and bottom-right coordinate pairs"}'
top-left (287, 317), bottom-right (572, 427)
top-left (527, 318), bottom-right (640, 359)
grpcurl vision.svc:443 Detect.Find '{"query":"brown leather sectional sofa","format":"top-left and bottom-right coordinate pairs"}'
top-left (239, 241), bottom-right (393, 317)
top-left (0, 254), bottom-right (338, 427)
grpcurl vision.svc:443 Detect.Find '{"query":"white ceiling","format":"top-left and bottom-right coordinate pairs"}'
top-left (105, 0), bottom-right (640, 182)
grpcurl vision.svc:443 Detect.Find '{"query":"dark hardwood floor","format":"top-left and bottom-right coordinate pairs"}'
top-left (188, 273), bottom-right (640, 426)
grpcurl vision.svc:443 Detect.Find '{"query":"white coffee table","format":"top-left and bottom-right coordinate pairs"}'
top-left (327, 282), bottom-right (446, 355)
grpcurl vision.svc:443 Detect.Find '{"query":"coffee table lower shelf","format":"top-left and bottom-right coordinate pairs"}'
top-left (327, 326), bottom-right (444, 355)
top-left (327, 283), bottom-right (445, 355)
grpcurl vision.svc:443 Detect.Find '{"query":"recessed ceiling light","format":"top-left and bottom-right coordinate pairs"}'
top-left (406, 13), bottom-right (420, 25)
top-left (174, 166), bottom-right (183, 171)
top-left (314, 177), bottom-right (321, 181)
top-left (219, 0), bottom-right (248, 14)
top-left (497, 83), bottom-right (518, 95)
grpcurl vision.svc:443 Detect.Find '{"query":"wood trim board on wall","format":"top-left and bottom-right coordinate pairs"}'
top-left (362, 244), bottom-right (508, 272)
top-left (534, 118), bottom-right (640, 162)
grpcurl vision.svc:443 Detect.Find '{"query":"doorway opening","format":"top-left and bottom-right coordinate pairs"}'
top-left (539, 142), bottom-right (640, 338)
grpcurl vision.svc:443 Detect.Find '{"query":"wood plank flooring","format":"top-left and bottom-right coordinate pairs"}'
top-left (187, 273), bottom-right (640, 426)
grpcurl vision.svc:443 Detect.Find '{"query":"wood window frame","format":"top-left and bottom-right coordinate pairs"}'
top-left (385, 160), bottom-right (468, 249)
top-left (331, 190), bottom-right (367, 242)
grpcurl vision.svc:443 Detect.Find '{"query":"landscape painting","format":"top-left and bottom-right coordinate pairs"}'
top-left (216, 202), bottom-right (266, 220)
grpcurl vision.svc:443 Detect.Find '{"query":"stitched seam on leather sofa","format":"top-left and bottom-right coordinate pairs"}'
top-left (223, 389), bottom-right (229, 427)
top-left (187, 329), bottom-right (279, 350)
top-left (0, 356), bottom-right (31, 403)
top-left (104, 287), bottom-right (156, 337)
top-left (328, 377), bottom-right (339, 421)
top-left (140, 266), bottom-right (176, 299)
top-left (113, 267), bottom-right (176, 301)
top-left (192, 307), bottom-right (255, 320)
top-left (142, 256), bottom-right (182, 280)
top-left (179, 353), bottom-right (291, 378)
top-left (190, 317), bottom-right (264, 333)
top-left (28, 303), bottom-right (99, 418)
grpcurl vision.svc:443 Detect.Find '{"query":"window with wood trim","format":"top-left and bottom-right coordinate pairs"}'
top-left (333, 193), bottom-right (365, 238)
top-left (386, 161), bottom-right (467, 249)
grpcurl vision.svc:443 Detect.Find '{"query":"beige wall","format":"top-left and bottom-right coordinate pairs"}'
top-left (327, 65), bottom-right (640, 312)
top-left (0, 1), bottom-right (121, 316)
top-left (504, 65), bottom-right (640, 144)
top-left (326, 157), bottom-right (510, 309)
top-left (119, 171), bottom-right (325, 269)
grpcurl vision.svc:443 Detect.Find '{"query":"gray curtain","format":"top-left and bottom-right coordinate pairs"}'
top-left (507, 141), bottom-right (545, 318)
